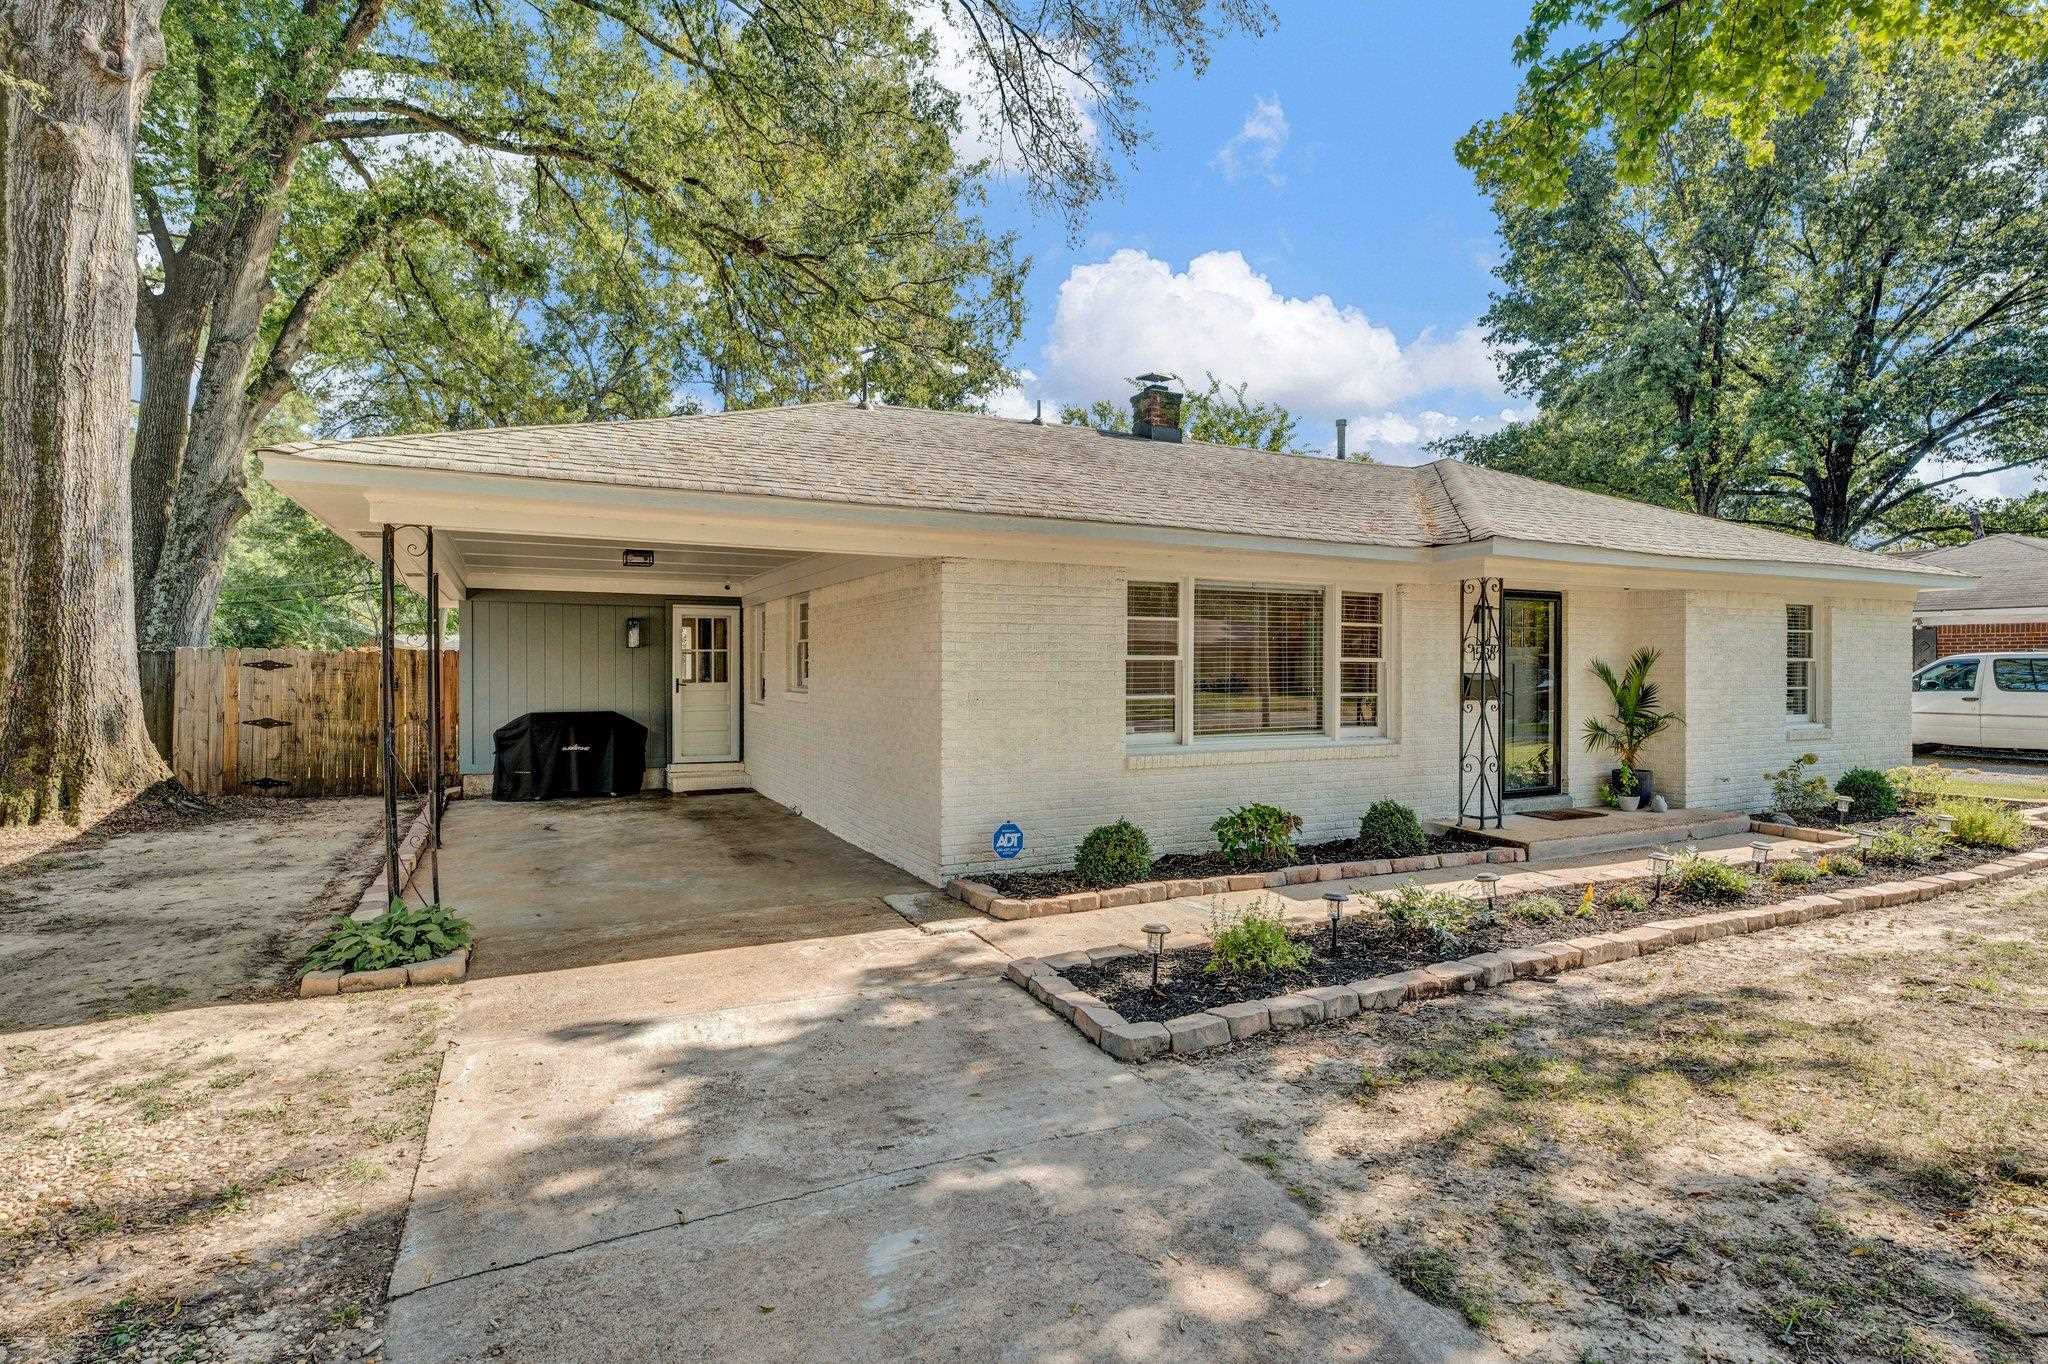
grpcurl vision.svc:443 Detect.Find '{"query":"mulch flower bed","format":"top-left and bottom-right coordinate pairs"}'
top-left (1064, 835), bottom-right (2034, 1025)
top-left (981, 828), bottom-right (1495, 898)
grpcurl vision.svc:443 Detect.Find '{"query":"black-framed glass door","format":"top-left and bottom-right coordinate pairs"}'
top-left (1502, 592), bottom-right (1561, 797)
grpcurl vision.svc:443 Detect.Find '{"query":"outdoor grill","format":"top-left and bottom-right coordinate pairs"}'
top-left (491, 710), bottom-right (648, 800)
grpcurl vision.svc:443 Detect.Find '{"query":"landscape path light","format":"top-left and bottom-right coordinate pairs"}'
top-left (1323, 891), bottom-right (1346, 956)
top-left (1834, 795), bottom-right (1853, 821)
top-left (1473, 872), bottom-right (1499, 914)
top-left (1931, 811), bottom-right (1956, 837)
top-left (1143, 923), bottom-right (1170, 996)
top-left (1648, 851), bottom-right (1676, 900)
top-left (1749, 840), bottom-right (1774, 875)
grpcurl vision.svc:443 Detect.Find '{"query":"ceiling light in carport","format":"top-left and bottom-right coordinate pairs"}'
top-left (622, 549), bottom-right (656, 567)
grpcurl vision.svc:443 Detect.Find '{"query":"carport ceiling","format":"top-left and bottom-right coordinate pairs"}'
top-left (448, 531), bottom-right (807, 585)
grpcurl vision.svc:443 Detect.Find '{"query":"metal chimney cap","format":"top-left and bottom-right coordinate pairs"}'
top-left (1134, 372), bottom-right (1174, 386)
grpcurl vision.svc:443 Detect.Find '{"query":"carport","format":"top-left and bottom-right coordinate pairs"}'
top-left (439, 792), bottom-right (930, 977)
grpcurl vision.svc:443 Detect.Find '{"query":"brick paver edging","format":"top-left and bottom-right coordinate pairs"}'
top-left (1007, 844), bottom-right (2048, 1063)
top-left (351, 800), bottom-right (437, 920)
top-left (948, 846), bottom-right (1526, 921)
top-left (299, 946), bottom-right (470, 999)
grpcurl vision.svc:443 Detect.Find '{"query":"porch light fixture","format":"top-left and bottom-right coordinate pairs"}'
top-left (1474, 872), bottom-right (1499, 913)
top-left (1142, 923), bottom-right (1170, 996)
top-left (1749, 840), bottom-right (1774, 875)
top-left (1648, 852), bottom-right (1676, 899)
top-left (622, 548), bottom-right (656, 567)
top-left (1323, 891), bottom-right (1346, 956)
top-left (624, 616), bottom-right (644, 649)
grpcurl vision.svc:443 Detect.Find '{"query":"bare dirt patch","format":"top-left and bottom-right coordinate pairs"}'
top-left (1147, 876), bottom-right (2048, 1364)
top-left (0, 798), bottom-right (451, 1364)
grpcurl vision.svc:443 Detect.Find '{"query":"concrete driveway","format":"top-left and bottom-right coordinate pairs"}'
top-left (437, 793), bottom-right (928, 977)
top-left (386, 925), bottom-right (1498, 1363)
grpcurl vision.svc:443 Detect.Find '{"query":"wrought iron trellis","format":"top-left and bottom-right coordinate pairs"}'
top-left (378, 523), bottom-right (447, 908)
top-left (1458, 577), bottom-right (1505, 829)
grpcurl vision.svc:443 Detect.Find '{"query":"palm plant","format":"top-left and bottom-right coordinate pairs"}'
top-left (1581, 647), bottom-right (1683, 769)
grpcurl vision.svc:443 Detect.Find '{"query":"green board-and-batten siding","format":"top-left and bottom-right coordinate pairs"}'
top-left (460, 597), bottom-right (677, 775)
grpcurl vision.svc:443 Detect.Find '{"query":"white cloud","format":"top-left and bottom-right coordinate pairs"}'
top-left (1211, 96), bottom-right (1290, 184)
top-left (913, 4), bottom-right (1098, 175)
top-left (1039, 249), bottom-right (1511, 459)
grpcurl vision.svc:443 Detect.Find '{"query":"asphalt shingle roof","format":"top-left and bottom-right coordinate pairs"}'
top-left (1907, 534), bottom-right (2048, 611)
top-left (266, 401), bottom-right (1956, 578)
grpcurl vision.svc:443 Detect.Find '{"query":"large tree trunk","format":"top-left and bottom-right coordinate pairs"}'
top-left (0, 0), bottom-right (171, 822)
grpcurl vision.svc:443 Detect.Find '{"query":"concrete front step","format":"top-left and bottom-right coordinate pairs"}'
top-left (1510, 813), bottom-right (1754, 863)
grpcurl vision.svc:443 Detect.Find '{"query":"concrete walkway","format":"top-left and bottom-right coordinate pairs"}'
top-left (388, 925), bottom-right (1500, 1362)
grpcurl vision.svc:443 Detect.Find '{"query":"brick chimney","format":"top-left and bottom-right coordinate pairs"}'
top-left (1129, 373), bottom-right (1184, 442)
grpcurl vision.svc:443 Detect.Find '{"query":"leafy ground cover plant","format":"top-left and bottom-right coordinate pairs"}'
top-left (1075, 819), bottom-right (1153, 886)
top-left (1863, 827), bottom-right (1950, 868)
top-left (1817, 853), bottom-right (1864, 877)
top-left (1833, 767), bottom-right (1899, 821)
top-left (1677, 857), bottom-right (1751, 901)
top-left (1204, 899), bottom-right (1310, 977)
top-left (1605, 885), bottom-right (1650, 913)
top-left (1764, 753), bottom-right (1833, 819)
top-left (1942, 799), bottom-right (2025, 851)
top-left (1770, 860), bottom-right (1820, 886)
top-left (1357, 800), bottom-right (1427, 858)
top-left (1212, 804), bottom-right (1303, 866)
top-left (302, 903), bottom-right (472, 975)
top-left (1379, 883), bottom-right (1473, 951)
top-left (1510, 894), bottom-right (1565, 923)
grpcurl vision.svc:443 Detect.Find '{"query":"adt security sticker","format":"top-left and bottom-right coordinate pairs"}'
top-left (993, 822), bottom-right (1025, 859)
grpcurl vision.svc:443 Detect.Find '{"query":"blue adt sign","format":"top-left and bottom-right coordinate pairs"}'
top-left (992, 822), bottom-right (1025, 860)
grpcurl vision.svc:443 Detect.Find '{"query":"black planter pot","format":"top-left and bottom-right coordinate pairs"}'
top-left (1611, 767), bottom-right (1656, 803)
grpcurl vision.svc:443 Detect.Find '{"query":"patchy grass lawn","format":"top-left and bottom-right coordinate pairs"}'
top-left (1154, 876), bottom-right (2048, 1364)
top-left (0, 798), bottom-right (450, 1364)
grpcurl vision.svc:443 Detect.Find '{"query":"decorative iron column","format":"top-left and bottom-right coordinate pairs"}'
top-left (1458, 577), bottom-right (1505, 829)
top-left (379, 524), bottom-right (400, 903)
top-left (424, 527), bottom-right (443, 903)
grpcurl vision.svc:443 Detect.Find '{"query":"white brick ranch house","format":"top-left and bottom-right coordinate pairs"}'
top-left (263, 390), bottom-right (1968, 887)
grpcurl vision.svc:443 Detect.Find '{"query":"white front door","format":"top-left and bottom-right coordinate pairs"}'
top-left (671, 607), bottom-right (739, 763)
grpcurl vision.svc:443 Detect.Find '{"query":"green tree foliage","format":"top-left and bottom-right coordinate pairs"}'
top-left (1059, 374), bottom-right (1306, 451)
top-left (1463, 0), bottom-right (2048, 208)
top-left (1448, 46), bottom-right (2048, 544)
top-left (132, 0), bottom-right (1265, 647)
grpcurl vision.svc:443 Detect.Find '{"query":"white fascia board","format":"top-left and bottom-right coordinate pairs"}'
top-left (1465, 536), bottom-right (1970, 594)
top-left (1912, 606), bottom-right (2048, 626)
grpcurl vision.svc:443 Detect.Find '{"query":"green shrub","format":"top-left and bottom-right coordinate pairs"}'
top-left (1212, 803), bottom-right (1303, 866)
top-left (1817, 853), bottom-right (1864, 877)
top-left (1863, 827), bottom-right (1950, 867)
top-left (1769, 859), bottom-right (1820, 886)
top-left (303, 902), bottom-right (471, 975)
top-left (1356, 800), bottom-right (1427, 858)
top-left (1379, 883), bottom-right (1473, 951)
top-left (1205, 900), bottom-right (1311, 977)
top-left (1943, 799), bottom-right (2026, 851)
top-left (1605, 886), bottom-right (1650, 914)
top-left (1833, 768), bottom-right (1899, 821)
top-left (1676, 857), bottom-right (1751, 902)
top-left (1509, 894), bottom-right (1565, 923)
top-left (1763, 752), bottom-right (1832, 819)
top-left (1889, 763), bottom-right (1951, 807)
top-left (1074, 819), bottom-right (1153, 886)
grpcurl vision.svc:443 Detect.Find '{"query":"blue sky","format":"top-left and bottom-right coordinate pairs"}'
top-left (957, 3), bottom-right (1538, 462)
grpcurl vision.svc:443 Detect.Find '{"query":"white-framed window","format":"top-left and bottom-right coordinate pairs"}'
top-left (1785, 603), bottom-right (1815, 719)
top-left (1339, 592), bottom-right (1384, 732)
top-left (1193, 582), bottom-right (1324, 738)
top-left (1125, 581), bottom-right (1181, 739)
top-left (753, 605), bottom-right (767, 701)
top-left (788, 594), bottom-right (810, 692)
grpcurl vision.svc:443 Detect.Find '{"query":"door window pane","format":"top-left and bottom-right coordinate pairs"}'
top-left (1504, 594), bottom-right (1557, 795)
top-left (1993, 658), bottom-right (2048, 692)
top-left (1914, 659), bottom-right (1978, 692)
top-left (1193, 584), bottom-right (1324, 737)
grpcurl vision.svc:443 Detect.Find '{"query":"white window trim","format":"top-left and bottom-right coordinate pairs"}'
top-left (786, 593), bottom-right (810, 694)
top-left (750, 604), bottom-right (767, 705)
top-left (1126, 575), bottom-right (1395, 752)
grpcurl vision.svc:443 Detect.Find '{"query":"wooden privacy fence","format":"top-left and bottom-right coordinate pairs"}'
top-left (144, 648), bottom-right (459, 798)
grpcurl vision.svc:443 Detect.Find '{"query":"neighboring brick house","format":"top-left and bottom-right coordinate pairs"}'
top-left (263, 386), bottom-right (1970, 886)
top-left (1907, 534), bottom-right (2048, 667)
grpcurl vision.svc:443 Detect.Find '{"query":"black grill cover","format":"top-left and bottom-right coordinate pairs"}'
top-left (492, 711), bottom-right (649, 800)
